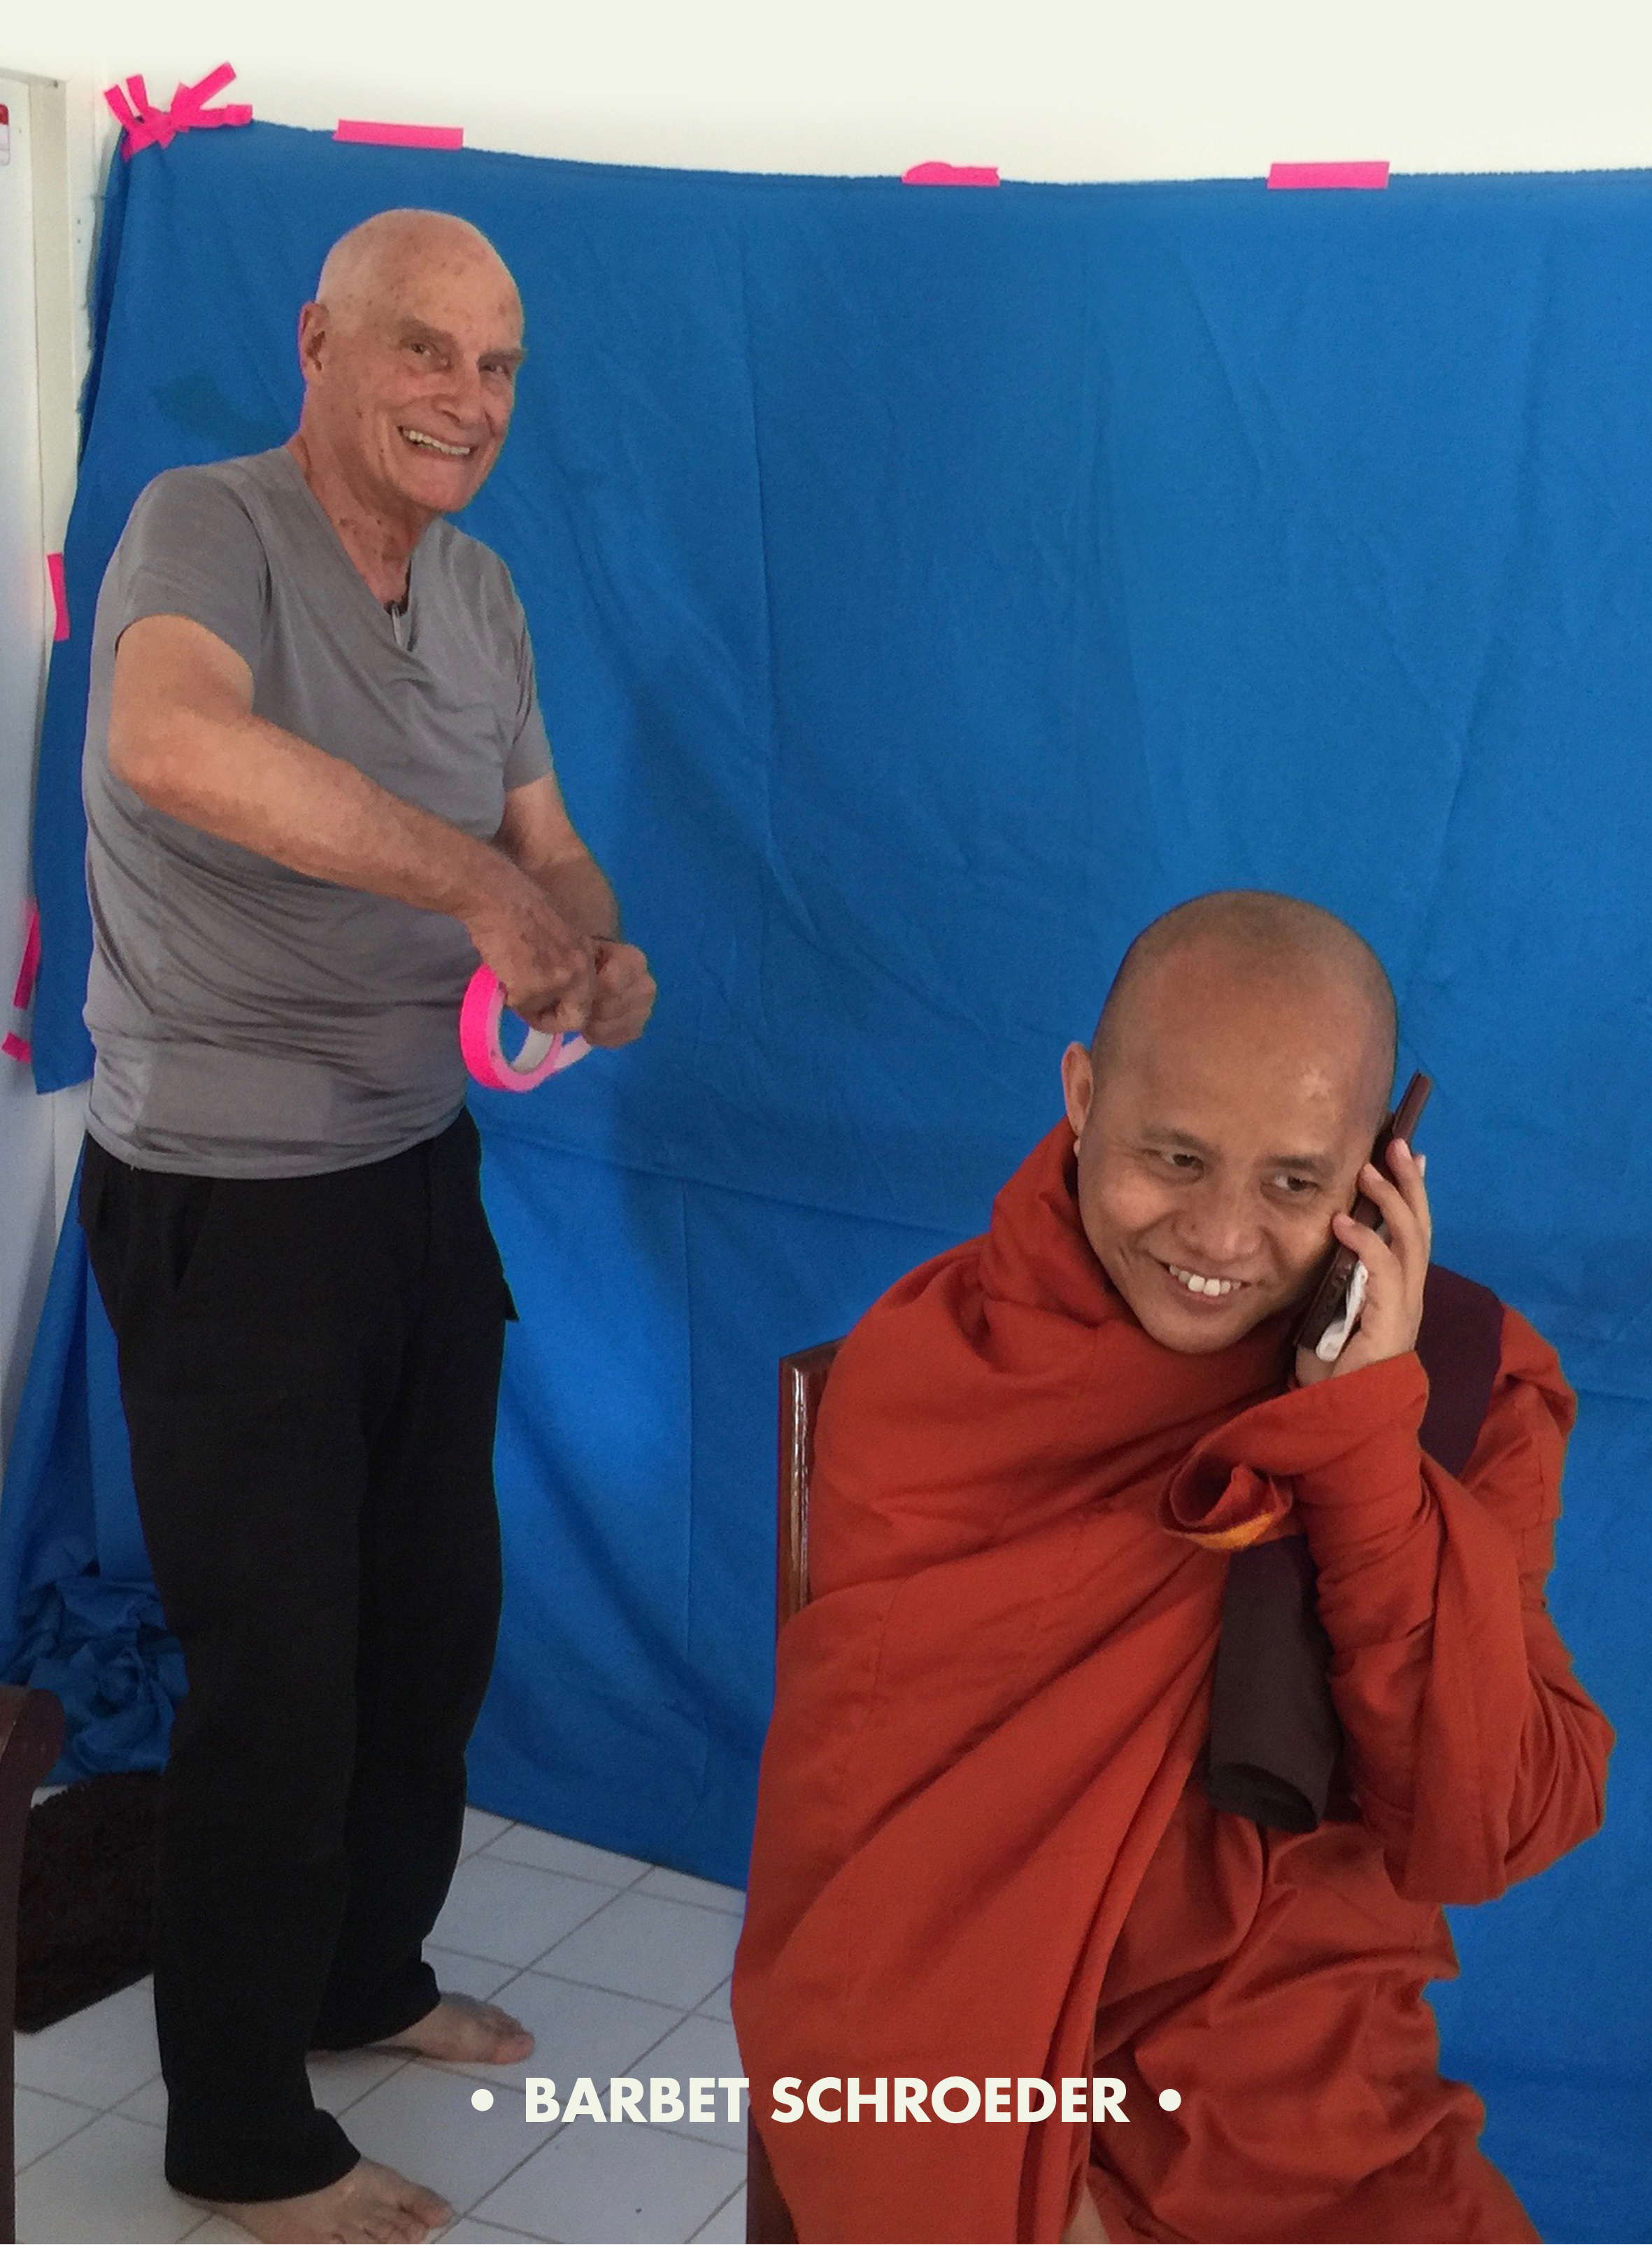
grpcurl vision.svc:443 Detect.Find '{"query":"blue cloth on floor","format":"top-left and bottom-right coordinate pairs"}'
top-left (6, 128), bottom-right (1649, 2237)
top-left (0, 1155), bottom-right (185, 1779)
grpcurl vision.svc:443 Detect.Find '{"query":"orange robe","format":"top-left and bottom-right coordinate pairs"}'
top-left (732, 1122), bottom-right (1611, 2243)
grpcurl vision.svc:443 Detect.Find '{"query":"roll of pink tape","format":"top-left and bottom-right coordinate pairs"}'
top-left (460, 967), bottom-right (591, 1092)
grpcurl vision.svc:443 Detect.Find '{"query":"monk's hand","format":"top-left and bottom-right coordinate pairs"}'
top-left (582, 939), bottom-right (657, 1048)
top-left (1295, 1141), bottom-right (1431, 1386)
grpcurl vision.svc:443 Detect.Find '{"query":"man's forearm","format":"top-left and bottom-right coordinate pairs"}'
top-left (120, 704), bottom-right (525, 933)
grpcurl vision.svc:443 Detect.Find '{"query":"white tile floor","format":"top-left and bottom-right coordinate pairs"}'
top-left (13, 1807), bottom-right (748, 2244)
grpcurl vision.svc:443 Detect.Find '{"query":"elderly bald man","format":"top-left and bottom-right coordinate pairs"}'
top-left (77, 210), bottom-right (653, 2241)
top-left (733, 892), bottom-right (1611, 2244)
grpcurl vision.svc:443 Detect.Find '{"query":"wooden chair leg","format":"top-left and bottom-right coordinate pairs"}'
top-left (0, 1687), bottom-right (66, 2244)
top-left (746, 2113), bottom-right (798, 2243)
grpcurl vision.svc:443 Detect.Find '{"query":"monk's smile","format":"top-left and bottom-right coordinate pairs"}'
top-left (1157, 1256), bottom-right (1257, 1308)
top-left (1120, 1232), bottom-right (1283, 1347)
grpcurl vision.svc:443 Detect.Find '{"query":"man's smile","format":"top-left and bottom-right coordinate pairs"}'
top-left (399, 425), bottom-right (475, 457)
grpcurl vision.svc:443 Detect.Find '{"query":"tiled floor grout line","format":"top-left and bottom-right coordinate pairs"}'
top-left (332, 2052), bottom-right (415, 2113)
top-left (471, 1859), bottom-right (744, 1925)
top-left (474, 1848), bottom-right (648, 1885)
top-left (626, 1895), bottom-right (744, 1918)
top-left (685, 2177), bottom-right (747, 2244)
top-left (448, 2102), bottom-right (568, 2223)
top-left (522, 1875), bottom-right (742, 1984)
top-left (470, 1824), bottom-right (743, 1910)
top-left (429, 1870), bottom-right (637, 1981)
top-left (14, 2091), bottom-right (106, 2176)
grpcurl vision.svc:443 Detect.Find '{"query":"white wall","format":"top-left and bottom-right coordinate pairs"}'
top-left (0, 74), bottom-right (91, 1471)
top-left (0, 76), bottom-right (55, 1470)
top-left (10, 0), bottom-right (1652, 184)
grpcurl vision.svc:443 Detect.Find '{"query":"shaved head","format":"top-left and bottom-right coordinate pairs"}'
top-left (1092, 891), bottom-right (1396, 1138)
top-left (1060, 891), bottom-right (1402, 1354)
top-left (315, 208), bottom-right (520, 330)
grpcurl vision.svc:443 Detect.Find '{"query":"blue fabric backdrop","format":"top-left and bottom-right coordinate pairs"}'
top-left (2, 127), bottom-right (1646, 2237)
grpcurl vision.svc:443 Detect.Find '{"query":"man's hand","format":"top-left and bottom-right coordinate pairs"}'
top-left (466, 874), bottom-right (596, 1035)
top-left (1294, 1140), bottom-right (1430, 1387)
top-left (583, 940), bottom-right (657, 1048)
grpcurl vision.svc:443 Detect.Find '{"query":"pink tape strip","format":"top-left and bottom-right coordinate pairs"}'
top-left (103, 77), bottom-right (167, 154)
top-left (1267, 161), bottom-right (1389, 190)
top-left (12, 906), bottom-right (40, 1012)
top-left (47, 553), bottom-right (69, 642)
top-left (460, 967), bottom-right (590, 1093)
top-left (168, 62), bottom-right (249, 127)
top-left (5, 905), bottom-right (39, 1068)
top-left (104, 64), bottom-right (251, 159)
top-left (336, 120), bottom-right (464, 150)
top-left (902, 162), bottom-right (1000, 187)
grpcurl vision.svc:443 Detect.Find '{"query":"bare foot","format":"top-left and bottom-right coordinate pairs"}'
top-left (196, 2157), bottom-right (454, 2243)
top-left (371, 1990), bottom-right (535, 2065)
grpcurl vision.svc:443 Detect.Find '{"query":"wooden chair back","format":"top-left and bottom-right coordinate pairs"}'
top-left (747, 1338), bottom-right (842, 2245)
top-left (774, 1339), bottom-right (841, 1631)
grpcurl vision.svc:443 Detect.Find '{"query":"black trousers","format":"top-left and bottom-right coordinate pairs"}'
top-left (79, 1110), bottom-right (511, 2202)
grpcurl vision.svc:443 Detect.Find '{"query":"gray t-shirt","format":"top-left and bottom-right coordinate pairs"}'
top-left (82, 446), bottom-right (554, 1176)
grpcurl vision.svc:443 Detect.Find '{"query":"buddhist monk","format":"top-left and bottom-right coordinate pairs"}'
top-left (732, 891), bottom-right (1611, 2244)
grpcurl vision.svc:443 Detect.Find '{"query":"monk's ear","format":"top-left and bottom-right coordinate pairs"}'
top-left (1060, 1042), bottom-right (1094, 1140)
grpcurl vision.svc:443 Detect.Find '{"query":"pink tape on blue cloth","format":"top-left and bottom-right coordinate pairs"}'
top-left (5, 903), bottom-right (40, 1068)
top-left (902, 161), bottom-right (1000, 187)
top-left (460, 966), bottom-right (590, 1093)
top-left (46, 553), bottom-right (69, 642)
top-left (1267, 161), bottom-right (1390, 190)
top-left (336, 120), bottom-right (465, 150)
top-left (103, 64), bottom-right (252, 159)
top-left (10, 906), bottom-right (39, 1014)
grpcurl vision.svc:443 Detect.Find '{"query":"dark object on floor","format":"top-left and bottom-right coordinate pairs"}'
top-left (16, 1766), bottom-right (160, 2034)
top-left (0, 1685), bottom-right (69, 2242)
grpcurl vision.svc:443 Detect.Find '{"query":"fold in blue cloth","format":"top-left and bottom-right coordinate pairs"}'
top-left (0, 1156), bottom-right (185, 1781)
top-left (4, 1571), bottom-right (184, 1783)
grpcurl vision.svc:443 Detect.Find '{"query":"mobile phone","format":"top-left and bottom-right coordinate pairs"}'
top-left (1290, 1072), bottom-right (1432, 1361)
